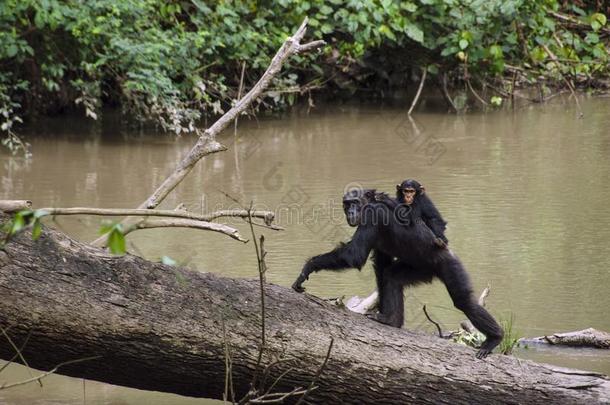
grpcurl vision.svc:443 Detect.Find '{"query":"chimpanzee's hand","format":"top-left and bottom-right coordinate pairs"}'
top-left (291, 272), bottom-right (308, 293)
top-left (434, 237), bottom-right (447, 249)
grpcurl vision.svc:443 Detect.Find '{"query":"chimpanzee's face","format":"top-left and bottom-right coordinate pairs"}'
top-left (342, 189), bottom-right (372, 227)
top-left (343, 198), bottom-right (361, 227)
top-left (401, 187), bottom-right (417, 206)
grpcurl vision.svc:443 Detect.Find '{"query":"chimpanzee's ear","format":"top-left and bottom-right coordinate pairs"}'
top-left (420, 185), bottom-right (426, 195)
top-left (396, 184), bottom-right (401, 191)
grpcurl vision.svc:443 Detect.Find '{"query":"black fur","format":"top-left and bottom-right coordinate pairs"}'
top-left (396, 179), bottom-right (448, 246)
top-left (292, 188), bottom-right (503, 359)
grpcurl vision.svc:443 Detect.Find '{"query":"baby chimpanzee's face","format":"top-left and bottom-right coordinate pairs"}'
top-left (401, 188), bottom-right (416, 205)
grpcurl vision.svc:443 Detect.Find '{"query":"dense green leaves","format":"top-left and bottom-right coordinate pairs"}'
top-left (0, 0), bottom-right (608, 152)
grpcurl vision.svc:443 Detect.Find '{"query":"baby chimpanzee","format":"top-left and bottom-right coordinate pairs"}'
top-left (396, 179), bottom-right (448, 248)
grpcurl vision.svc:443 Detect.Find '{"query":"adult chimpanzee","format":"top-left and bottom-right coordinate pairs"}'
top-left (292, 188), bottom-right (503, 359)
top-left (396, 179), bottom-right (448, 247)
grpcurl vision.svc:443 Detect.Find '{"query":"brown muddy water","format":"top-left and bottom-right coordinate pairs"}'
top-left (1, 97), bottom-right (610, 404)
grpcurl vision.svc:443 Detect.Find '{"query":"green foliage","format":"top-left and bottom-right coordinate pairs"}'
top-left (0, 0), bottom-right (608, 151)
top-left (490, 96), bottom-right (503, 107)
top-left (0, 76), bottom-right (28, 155)
top-left (453, 313), bottom-right (521, 355)
top-left (499, 313), bottom-right (521, 355)
top-left (452, 326), bottom-right (486, 349)
top-left (100, 221), bottom-right (126, 255)
top-left (1, 209), bottom-right (49, 247)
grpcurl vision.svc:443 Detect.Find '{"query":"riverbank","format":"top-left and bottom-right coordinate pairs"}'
top-left (1, 1), bottom-right (609, 154)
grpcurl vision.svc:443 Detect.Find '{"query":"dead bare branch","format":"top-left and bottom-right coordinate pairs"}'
top-left (0, 201), bottom-right (32, 212)
top-left (423, 305), bottom-right (444, 339)
top-left (124, 218), bottom-right (248, 242)
top-left (521, 328), bottom-right (610, 349)
top-left (478, 284), bottom-right (490, 307)
top-left (91, 17), bottom-right (324, 246)
top-left (221, 315), bottom-right (236, 404)
top-left (28, 206), bottom-right (275, 224)
top-left (249, 203), bottom-right (267, 389)
top-left (408, 68), bottom-right (427, 116)
top-left (242, 218), bottom-right (285, 232)
top-left (467, 80), bottom-right (489, 106)
top-left (549, 11), bottom-right (610, 34)
top-left (439, 73), bottom-right (458, 113)
top-left (297, 40), bottom-right (326, 53)
top-left (234, 60), bottom-right (247, 136)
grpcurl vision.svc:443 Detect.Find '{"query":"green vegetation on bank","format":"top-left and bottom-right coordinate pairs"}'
top-left (1, 0), bottom-right (609, 153)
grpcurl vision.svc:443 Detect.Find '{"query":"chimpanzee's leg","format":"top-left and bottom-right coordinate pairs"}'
top-left (369, 261), bottom-right (433, 328)
top-left (371, 250), bottom-right (393, 313)
top-left (437, 255), bottom-right (504, 359)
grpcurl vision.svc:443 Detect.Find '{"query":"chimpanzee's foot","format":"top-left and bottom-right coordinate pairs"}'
top-left (291, 281), bottom-right (305, 293)
top-left (366, 312), bottom-right (400, 328)
top-left (476, 336), bottom-right (502, 359)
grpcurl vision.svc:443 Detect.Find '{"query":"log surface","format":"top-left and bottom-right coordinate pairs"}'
top-left (0, 219), bottom-right (609, 404)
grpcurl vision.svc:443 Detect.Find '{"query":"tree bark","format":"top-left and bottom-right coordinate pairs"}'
top-left (0, 219), bottom-right (609, 404)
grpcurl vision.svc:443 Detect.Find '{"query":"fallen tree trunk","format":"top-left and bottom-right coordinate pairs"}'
top-left (520, 328), bottom-right (610, 349)
top-left (0, 221), bottom-right (609, 404)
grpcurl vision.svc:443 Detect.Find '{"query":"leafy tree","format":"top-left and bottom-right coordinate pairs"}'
top-left (1, 0), bottom-right (608, 153)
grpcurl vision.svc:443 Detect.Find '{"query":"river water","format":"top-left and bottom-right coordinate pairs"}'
top-left (1, 97), bottom-right (610, 404)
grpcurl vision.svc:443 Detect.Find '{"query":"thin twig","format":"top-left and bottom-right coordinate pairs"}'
top-left (510, 70), bottom-right (517, 109)
top-left (234, 61), bottom-right (247, 136)
top-left (124, 218), bottom-right (248, 242)
top-left (264, 367), bottom-right (295, 396)
top-left (423, 305), bottom-right (444, 338)
top-left (0, 356), bottom-right (100, 390)
top-left (218, 191), bottom-right (270, 397)
top-left (241, 218), bottom-right (285, 231)
top-left (249, 202), bottom-right (267, 389)
top-left (221, 315), bottom-right (236, 404)
top-left (295, 337), bottom-right (334, 405)
top-left (0, 326), bottom-right (40, 387)
top-left (0, 329), bottom-right (32, 375)
top-left (260, 358), bottom-right (293, 394)
top-left (263, 84), bottom-right (323, 95)
top-left (467, 80), bottom-right (489, 106)
top-left (407, 68), bottom-right (427, 116)
top-left (250, 387), bottom-right (308, 404)
top-left (439, 73), bottom-right (458, 113)
top-left (407, 115), bottom-right (422, 136)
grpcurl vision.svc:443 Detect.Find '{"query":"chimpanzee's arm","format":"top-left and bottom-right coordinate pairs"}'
top-left (292, 223), bottom-right (377, 292)
top-left (427, 218), bottom-right (448, 244)
top-left (420, 197), bottom-right (448, 244)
